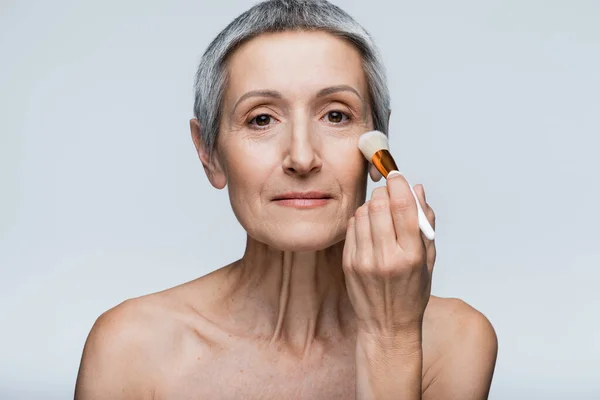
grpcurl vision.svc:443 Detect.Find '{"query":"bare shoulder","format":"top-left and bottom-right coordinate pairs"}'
top-left (74, 281), bottom-right (221, 400)
top-left (422, 296), bottom-right (498, 400)
top-left (425, 295), bottom-right (497, 339)
top-left (75, 295), bottom-right (174, 399)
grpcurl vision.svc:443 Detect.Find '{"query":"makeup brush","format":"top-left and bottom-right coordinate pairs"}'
top-left (358, 130), bottom-right (435, 241)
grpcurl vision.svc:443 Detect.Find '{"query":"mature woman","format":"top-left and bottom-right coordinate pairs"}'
top-left (75, 0), bottom-right (497, 399)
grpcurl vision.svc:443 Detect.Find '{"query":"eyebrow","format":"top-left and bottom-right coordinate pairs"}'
top-left (233, 90), bottom-right (283, 113)
top-left (316, 85), bottom-right (363, 102)
top-left (232, 85), bottom-right (365, 114)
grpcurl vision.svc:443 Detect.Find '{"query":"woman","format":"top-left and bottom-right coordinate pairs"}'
top-left (75, 0), bottom-right (497, 398)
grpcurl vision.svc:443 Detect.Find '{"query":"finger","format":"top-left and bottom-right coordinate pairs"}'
top-left (426, 241), bottom-right (437, 276)
top-left (368, 186), bottom-right (397, 256)
top-left (354, 203), bottom-right (374, 267)
top-left (386, 173), bottom-right (422, 252)
top-left (343, 217), bottom-right (356, 268)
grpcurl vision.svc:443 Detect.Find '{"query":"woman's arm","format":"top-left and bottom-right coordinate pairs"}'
top-left (355, 329), bottom-right (423, 399)
top-left (342, 176), bottom-right (436, 400)
top-left (343, 176), bottom-right (497, 399)
top-left (354, 307), bottom-right (497, 400)
top-left (422, 305), bottom-right (498, 400)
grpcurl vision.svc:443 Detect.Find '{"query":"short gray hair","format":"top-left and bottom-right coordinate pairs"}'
top-left (193, 0), bottom-right (390, 157)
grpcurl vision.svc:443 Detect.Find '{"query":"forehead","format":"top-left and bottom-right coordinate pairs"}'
top-left (224, 30), bottom-right (368, 100)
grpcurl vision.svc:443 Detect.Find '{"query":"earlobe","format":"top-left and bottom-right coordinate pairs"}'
top-left (369, 164), bottom-right (383, 182)
top-left (189, 118), bottom-right (227, 189)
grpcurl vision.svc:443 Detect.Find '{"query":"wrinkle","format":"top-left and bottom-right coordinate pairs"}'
top-left (228, 237), bottom-right (356, 358)
top-left (270, 251), bottom-right (291, 344)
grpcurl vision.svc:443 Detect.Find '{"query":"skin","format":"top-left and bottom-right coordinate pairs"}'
top-left (75, 31), bottom-right (498, 399)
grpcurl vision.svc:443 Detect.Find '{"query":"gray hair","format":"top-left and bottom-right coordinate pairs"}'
top-left (193, 0), bottom-right (390, 158)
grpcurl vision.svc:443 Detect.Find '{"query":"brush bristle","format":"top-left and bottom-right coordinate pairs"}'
top-left (357, 130), bottom-right (389, 161)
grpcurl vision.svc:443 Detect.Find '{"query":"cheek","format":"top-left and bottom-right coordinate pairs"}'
top-left (221, 140), bottom-right (278, 221)
top-left (222, 139), bottom-right (276, 187)
top-left (324, 141), bottom-right (369, 206)
top-left (327, 139), bottom-right (367, 180)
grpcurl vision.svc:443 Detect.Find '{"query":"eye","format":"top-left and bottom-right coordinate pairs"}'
top-left (324, 110), bottom-right (350, 124)
top-left (248, 114), bottom-right (274, 129)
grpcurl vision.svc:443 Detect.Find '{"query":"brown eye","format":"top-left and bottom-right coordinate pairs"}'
top-left (254, 114), bottom-right (271, 126)
top-left (327, 111), bottom-right (347, 123)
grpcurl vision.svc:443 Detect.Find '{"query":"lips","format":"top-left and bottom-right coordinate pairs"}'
top-left (272, 191), bottom-right (333, 201)
top-left (272, 191), bottom-right (333, 209)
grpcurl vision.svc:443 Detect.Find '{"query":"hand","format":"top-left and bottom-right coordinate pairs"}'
top-left (342, 174), bottom-right (437, 338)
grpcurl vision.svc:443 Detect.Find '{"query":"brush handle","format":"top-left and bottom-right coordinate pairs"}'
top-left (387, 171), bottom-right (436, 241)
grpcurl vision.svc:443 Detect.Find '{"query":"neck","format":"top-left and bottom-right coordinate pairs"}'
top-left (227, 235), bottom-right (357, 355)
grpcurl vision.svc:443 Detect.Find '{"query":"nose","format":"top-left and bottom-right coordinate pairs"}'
top-left (282, 122), bottom-right (322, 176)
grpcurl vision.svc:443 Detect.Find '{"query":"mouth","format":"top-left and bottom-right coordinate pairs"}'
top-left (272, 192), bottom-right (333, 209)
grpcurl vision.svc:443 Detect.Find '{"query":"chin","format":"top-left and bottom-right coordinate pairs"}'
top-left (254, 224), bottom-right (344, 252)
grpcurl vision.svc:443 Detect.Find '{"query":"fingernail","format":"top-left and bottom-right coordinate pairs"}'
top-left (387, 170), bottom-right (403, 179)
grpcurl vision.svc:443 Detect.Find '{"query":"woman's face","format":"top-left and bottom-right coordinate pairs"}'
top-left (205, 31), bottom-right (375, 251)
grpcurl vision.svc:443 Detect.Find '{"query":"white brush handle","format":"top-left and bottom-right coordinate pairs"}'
top-left (387, 171), bottom-right (435, 240)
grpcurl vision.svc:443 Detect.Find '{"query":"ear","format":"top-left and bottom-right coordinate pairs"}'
top-left (190, 118), bottom-right (227, 189)
top-left (369, 164), bottom-right (383, 182)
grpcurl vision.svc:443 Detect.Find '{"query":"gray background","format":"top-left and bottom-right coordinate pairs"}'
top-left (1, 0), bottom-right (599, 399)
